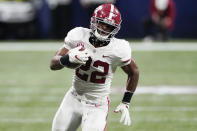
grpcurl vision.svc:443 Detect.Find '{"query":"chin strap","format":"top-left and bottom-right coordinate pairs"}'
top-left (89, 33), bottom-right (110, 47)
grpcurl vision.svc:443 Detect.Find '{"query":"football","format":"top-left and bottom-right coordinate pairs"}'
top-left (69, 63), bottom-right (81, 69)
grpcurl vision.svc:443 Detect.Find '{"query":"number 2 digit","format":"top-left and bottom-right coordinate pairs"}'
top-left (75, 58), bottom-right (92, 81)
top-left (76, 58), bottom-right (109, 84)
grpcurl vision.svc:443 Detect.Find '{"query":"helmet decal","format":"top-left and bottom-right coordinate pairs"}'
top-left (94, 5), bottom-right (103, 16)
top-left (108, 4), bottom-right (115, 20)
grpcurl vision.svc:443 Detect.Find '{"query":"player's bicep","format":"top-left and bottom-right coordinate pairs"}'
top-left (121, 59), bottom-right (139, 75)
top-left (55, 46), bottom-right (69, 56)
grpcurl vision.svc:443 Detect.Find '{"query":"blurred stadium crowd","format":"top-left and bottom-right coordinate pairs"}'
top-left (0, 0), bottom-right (197, 40)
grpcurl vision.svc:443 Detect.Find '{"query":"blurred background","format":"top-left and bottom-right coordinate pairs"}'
top-left (0, 0), bottom-right (197, 131)
top-left (0, 0), bottom-right (197, 40)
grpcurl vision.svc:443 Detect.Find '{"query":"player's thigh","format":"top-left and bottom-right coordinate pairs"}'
top-left (52, 108), bottom-right (81, 131)
top-left (52, 90), bottom-right (82, 131)
top-left (82, 106), bottom-right (108, 131)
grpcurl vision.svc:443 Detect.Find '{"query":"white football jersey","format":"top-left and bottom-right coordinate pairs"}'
top-left (63, 27), bottom-right (132, 98)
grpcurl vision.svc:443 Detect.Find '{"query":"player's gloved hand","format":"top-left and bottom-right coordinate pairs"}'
top-left (68, 46), bottom-right (90, 64)
top-left (114, 102), bottom-right (131, 126)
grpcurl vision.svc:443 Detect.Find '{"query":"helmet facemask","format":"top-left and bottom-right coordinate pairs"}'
top-left (91, 16), bottom-right (121, 41)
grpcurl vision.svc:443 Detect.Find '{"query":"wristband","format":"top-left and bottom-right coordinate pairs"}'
top-left (122, 91), bottom-right (134, 103)
top-left (59, 54), bottom-right (71, 67)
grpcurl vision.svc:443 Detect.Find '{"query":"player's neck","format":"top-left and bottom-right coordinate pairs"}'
top-left (89, 34), bottom-right (110, 48)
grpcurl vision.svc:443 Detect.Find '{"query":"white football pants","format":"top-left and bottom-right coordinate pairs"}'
top-left (52, 88), bottom-right (110, 131)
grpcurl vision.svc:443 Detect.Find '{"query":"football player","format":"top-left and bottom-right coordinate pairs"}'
top-left (50, 3), bottom-right (139, 131)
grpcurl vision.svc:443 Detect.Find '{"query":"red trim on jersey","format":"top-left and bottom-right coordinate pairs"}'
top-left (106, 97), bottom-right (110, 120)
top-left (103, 97), bottom-right (110, 131)
top-left (103, 125), bottom-right (107, 131)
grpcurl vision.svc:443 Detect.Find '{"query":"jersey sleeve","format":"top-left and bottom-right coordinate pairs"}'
top-left (117, 40), bottom-right (132, 67)
top-left (63, 27), bottom-right (84, 50)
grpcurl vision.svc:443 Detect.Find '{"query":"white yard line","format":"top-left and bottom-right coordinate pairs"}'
top-left (132, 42), bottom-right (197, 51)
top-left (112, 86), bottom-right (197, 94)
top-left (1, 86), bottom-right (197, 95)
top-left (0, 43), bottom-right (61, 51)
top-left (0, 86), bottom-right (197, 103)
top-left (0, 42), bottom-right (197, 51)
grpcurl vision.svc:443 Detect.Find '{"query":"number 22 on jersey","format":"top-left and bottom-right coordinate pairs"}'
top-left (76, 57), bottom-right (109, 84)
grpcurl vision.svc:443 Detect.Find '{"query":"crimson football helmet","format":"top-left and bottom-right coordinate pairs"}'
top-left (90, 4), bottom-right (122, 41)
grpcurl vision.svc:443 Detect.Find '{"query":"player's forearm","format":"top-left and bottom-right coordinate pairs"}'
top-left (121, 64), bottom-right (139, 104)
top-left (121, 60), bottom-right (139, 93)
top-left (50, 56), bottom-right (64, 70)
top-left (126, 68), bottom-right (139, 92)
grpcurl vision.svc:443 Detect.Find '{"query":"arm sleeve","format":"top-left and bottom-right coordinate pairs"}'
top-left (63, 27), bottom-right (84, 50)
top-left (117, 41), bottom-right (132, 67)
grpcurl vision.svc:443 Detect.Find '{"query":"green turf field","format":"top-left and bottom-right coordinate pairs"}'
top-left (0, 43), bottom-right (197, 131)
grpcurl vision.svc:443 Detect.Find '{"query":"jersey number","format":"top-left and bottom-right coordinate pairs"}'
top-left (76, 57), bottom-right (109, 84)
